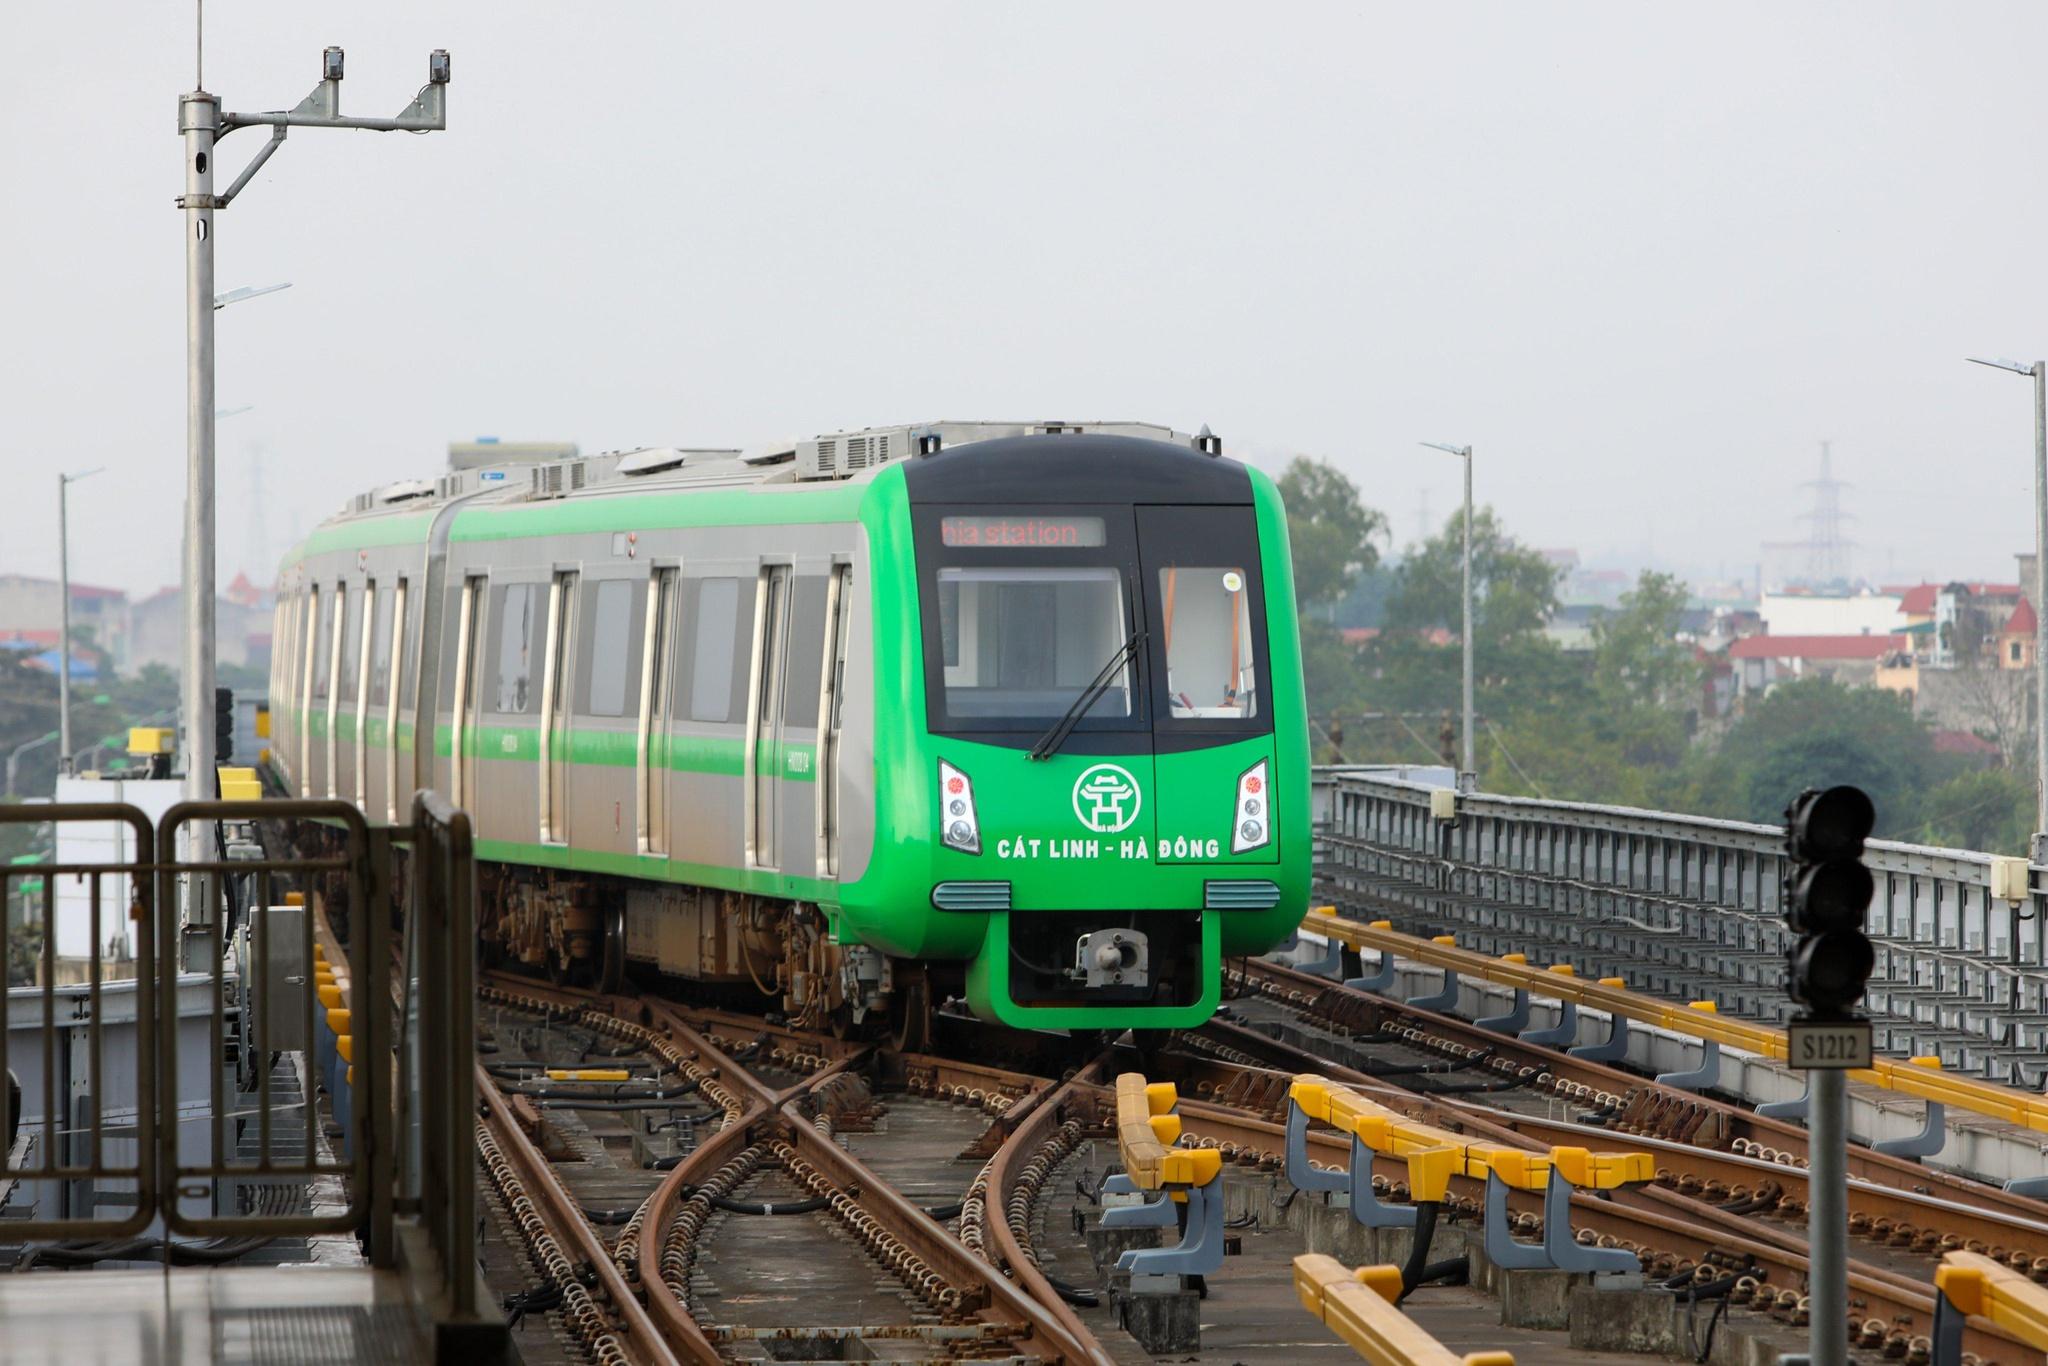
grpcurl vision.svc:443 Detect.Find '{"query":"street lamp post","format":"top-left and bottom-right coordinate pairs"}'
top-left (176, 42), bottom-right (449, 882)
top-left (55, 467), bottom-right (103, 776)
top-left (1966, 356), bottom-right (2048, 861)
top-left (1422, 442), bottom-right (1475, 778)
top-left (5, 732), bottom-right (59, 800)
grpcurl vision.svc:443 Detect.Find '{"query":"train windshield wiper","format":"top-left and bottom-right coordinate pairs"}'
top-left (1027, 629), bottom-right (1146, 762)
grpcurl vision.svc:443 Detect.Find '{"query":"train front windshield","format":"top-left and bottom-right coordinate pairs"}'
top-left (935, 565), bottom-right (1134, 719)
top-left (915, 504), bottom-right (1269, 744)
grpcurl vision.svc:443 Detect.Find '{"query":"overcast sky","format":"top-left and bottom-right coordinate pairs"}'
top-left (5, 3), bottom-right (2045, 599)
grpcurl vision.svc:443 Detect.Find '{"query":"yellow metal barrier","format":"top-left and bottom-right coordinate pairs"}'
top-left (1289, 1075), bottom-right (1652, 1195)
top-left (215, 766), bottom-right (262, 801)
top-left (1106, 1073), bottom-right (1228, 1278)
top-left (544, 1068), bottom-right (631, 1083)
top-left (1295, 1253), bottom-right (1514, 1366)
top-left (1307, 909), bottom-right (2048, 1135)
top-left (1115, 1073), bottom-right (1224, 1190)
top-left (1934, 1250), bottom-right (2048, 1361)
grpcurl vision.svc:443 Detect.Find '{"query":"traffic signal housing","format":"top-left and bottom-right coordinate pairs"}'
top-left (1783, 785), bottom-right (1876, 1019)
top-left (214, 686), bottom-right (234, 766)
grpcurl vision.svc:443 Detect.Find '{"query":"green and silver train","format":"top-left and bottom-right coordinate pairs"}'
top-left (266, 420), bottom-right (1309, 1033)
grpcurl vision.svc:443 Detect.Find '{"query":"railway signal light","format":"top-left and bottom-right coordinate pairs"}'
top-left (215, 686), bottom-right (235, 766)
top-left (1783, 785), bottom-right (1876, 1019)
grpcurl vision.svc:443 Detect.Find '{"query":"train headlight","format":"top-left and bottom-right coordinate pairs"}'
top-left (938, 760), bottom-right (981, 855)
top-left (1231, 760), bottom-right (1270, 854)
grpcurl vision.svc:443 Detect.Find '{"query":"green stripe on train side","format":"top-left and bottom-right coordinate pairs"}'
top-left (281, 705), bottom-right (810, 780)
top-left (472, 836), bottom-right (838, 902)
top-left (447, 481), bottom-right (871, 542)
top-left (279, 508), bottom-right (438, 569)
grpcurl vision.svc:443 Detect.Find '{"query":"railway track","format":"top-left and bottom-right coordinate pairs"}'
top-left (1178, 965), bottom-right (2048, 1364)
top-left (473, 973), bottom-right (1111, 1364)
top-left (468, 962), bottom-right (2048, 1363)
top-left (1236, 956), bottom-right (2048, 1221)
top-left (309, 859), bottom-right (2048, 1366)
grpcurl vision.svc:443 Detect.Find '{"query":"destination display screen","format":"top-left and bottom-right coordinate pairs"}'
top-left (940, 514), bottom-right (1106, 548)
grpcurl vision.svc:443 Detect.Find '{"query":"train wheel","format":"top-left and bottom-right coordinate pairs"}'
top-left (889, 965), bottom-right (932, 1054)
top-left (597, 905), bottom-right (626, 994)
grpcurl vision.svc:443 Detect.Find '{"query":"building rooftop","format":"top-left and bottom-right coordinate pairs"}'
top-left (0, 572), bottom-right (127, 602)
top-left (1726, 633), bottom-right (1907, 661)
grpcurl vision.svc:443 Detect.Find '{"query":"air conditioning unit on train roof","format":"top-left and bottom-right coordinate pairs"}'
top-left (794, 420), bottom-right (1199, 481)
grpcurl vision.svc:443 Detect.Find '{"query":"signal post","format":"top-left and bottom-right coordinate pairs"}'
top-left (1780, 785), bottom-right (1878, 1366)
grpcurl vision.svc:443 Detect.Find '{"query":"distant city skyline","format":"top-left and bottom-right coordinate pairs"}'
top-left (6, 4), bottom-right (2045, 599)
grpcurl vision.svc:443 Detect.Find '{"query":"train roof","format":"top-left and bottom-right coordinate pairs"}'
top-left (324, 419), bottom-right (1212, 525)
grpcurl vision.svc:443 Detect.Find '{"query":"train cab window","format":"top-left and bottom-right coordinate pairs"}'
top-left (690, 577), bottom-right (741, 722)
top-left (1137, 505), bottom-right (1270, 737)
top-left (493, 584), bottom-right (539, 713)
top-left (936, 567), bottom-right (1133, 719)
top-left (1157, 567), bottom-right (1257, 718)
top-left (915, 506), bottom-right (1144, 740)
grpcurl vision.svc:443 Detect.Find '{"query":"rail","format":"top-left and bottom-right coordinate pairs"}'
top-left (1305, 910), bottom-right (2048, 1137)
top-left (1294, 1254), bottom-right (1513, 1366)
top-left (1313, 768), bottom-right (2048, 1083)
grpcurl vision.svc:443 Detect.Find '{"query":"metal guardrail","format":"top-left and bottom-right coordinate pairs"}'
top-left (1306, 910), bottom-right (2048, 1135)
top-left (160, 799), bottom-right (389, 1243)
top-left (1312, 769), bottom-right (2048, 1083)
top-left (402, 790), bottom-right (479, 1321)
top-left (0, 803), bottom-right (159, 1240)
top-left (2, 791), bottom-right (485, 1337)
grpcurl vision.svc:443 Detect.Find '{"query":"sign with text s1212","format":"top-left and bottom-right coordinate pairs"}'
top-left (1786, 1019), bottom-right (1873, 1070)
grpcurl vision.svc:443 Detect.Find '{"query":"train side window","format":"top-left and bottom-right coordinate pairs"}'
top-left (368, 584), bottom-right (395, 707)
top-left (582, 578), bottom-right (640, 718)
top-left (399, 577), bottom-right (420, 713)
top-left (781, 576), bottom-right (828, 716)
top-left (311, 585), bottom-right (333, 700)
top-left (338, 585), bottom-right (364, 710)
top-left (493, 583), bottom-right (539, 713)
top-left (690, 577), bottom-right (741, 722)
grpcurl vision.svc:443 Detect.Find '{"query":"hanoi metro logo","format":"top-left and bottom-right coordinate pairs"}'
top-left (1072, 763), bottom-right (1141, 834)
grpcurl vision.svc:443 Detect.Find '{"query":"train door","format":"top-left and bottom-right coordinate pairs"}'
top-left (450, 576), bottom-right (485, 810)
top-left (638, 568), bottom-right (678, 858)
top-left (353, 579), bottom-right (378, 811)
top-left (540, 570), bottom-right (578, 844)
top-left (324, 582), bottom-right (348, 799)
top-left (384, 577), bottom-right (408, 824)
top-left (744, 565), bottom-right (790, 868)
top-left (299, 585), bottom-right (321, 795)
top-left (815, 564), bottom-right (852, 877)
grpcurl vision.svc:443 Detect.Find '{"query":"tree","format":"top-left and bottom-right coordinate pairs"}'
top-left (1592, 572), bottom-right (1700, 715)
top-left (1912, 769), bottom-right (2033, 853)
top-left (1700, 678), bottom-right (1939, 828)
top-left (1365, 508), bottom-right (1577, 723)
top-left (1382, 507), bottom-right (1561, 641)
top-left (1276, 457), bottom-right (1387, 611)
